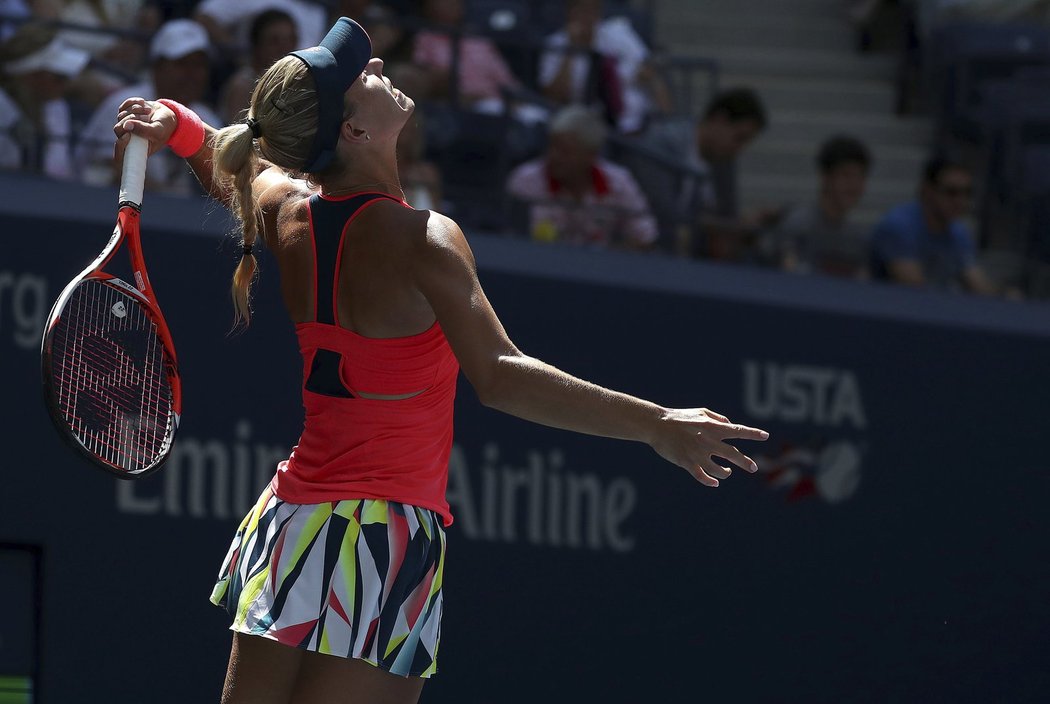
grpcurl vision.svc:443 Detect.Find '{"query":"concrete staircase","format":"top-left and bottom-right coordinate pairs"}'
top-left (651, 0), bottom-right (931, 229)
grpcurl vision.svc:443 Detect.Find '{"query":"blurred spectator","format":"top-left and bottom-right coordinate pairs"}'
top-left (506, 105), bottom-right (658, 249)
top-left (194, 0), bottom-right (325, 51)
top-left (397, 111), bottom-right (442, 210)
top-left (330, 0), bottom-right (382, 24)
top-left (762, 135), bottom-right (872, 278)
top-left (361, 2), bottom-right (429, 101)
top-left (75, 19), bottom-right (221, 193)
top-left (639, 87), bottom-right (773, 259)
top-left (539, 0), bottom-right (671, 134)
top-left (412, 0), bottom-right (545, 122)
top-left (360, 2), bottom-right (412, 63)
top-left (56, 0), bottom-right (161, 106)
top-left (0, 25), bottom-right (89, 179)
top-left (871, 155), bottom-right (998, 293)
top-left (218, 9), bottom-right (297, 124)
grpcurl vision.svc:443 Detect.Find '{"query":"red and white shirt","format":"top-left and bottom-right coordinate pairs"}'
top-left (506, 157), bottom-right (659, 247)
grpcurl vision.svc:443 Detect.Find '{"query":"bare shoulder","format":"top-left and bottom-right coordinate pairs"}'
top-left (417, 210), bottom-right (476, 267)
top-left (254, 167), bottom-right (311, 214)
top-left (253, 167), bottom-right (312, 247)
top-left (353, 205), bottom-right (476, 287)
top-left (354, 202), bottom-right (468, 258)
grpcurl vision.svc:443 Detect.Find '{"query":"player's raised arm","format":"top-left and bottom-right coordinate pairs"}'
top-left (409, 210), bottom-right (769, 487)
top-left (113, 98), bottom-right (285, 208)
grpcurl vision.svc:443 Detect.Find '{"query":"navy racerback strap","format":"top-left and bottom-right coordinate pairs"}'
top-left (308, 192), bottom-right (398, 325)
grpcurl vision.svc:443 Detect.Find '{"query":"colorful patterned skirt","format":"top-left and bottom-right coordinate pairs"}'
top-left (210, 486), bottom-right (446, 678)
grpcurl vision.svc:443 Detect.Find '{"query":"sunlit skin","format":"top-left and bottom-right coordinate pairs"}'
top-left (343, 58), bottom-right (415, 144)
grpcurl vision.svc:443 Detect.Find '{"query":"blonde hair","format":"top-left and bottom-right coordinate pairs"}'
top-left (211, 55), bottom-right (351, 326)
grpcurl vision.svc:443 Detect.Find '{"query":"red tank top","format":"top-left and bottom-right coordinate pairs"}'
top-left (271, 192), bottom-right (460, 526)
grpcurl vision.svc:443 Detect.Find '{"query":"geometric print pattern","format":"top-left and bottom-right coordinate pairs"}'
top-left (210, 486), bottom-right (446, 677)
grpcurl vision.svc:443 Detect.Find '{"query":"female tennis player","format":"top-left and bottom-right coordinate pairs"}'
top-left (113, 17), bottom-right (768, 704)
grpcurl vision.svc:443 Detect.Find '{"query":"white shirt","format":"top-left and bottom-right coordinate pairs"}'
top-left (539, 17), bottom-right (651, 133)
top-left (0, 88), bottom-right (77, 179)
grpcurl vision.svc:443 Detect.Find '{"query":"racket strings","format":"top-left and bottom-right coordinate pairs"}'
top-left (50, 280), bottom-right (173, 472)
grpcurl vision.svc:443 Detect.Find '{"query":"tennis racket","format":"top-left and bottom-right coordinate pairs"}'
top-left (41, 134), bottom-right (181, 478)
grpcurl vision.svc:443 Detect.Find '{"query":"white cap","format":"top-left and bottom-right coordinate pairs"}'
top-left (149, 19), bottom-right (210, 61)
top-left (4, 38), bottom-right (89, 78)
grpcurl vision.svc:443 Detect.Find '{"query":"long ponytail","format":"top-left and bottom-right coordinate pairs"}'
top-left (208, 55), bottom-right (337, 326)
top-left (211, 123), bottom-right (260, 327)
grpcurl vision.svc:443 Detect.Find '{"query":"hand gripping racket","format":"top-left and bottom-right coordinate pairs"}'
top-left (41, 135), bottom-right (181, 478)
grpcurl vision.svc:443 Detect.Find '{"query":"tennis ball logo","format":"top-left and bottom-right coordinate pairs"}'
top-left (815, 441), bottom-right (862, 504)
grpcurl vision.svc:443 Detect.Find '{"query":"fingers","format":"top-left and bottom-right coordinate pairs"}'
top-left (117, 105), bottom-right (152, 122)
top-left (657, 408), bottom-right (770, 487)
top-left (689, 458), bottom-right (732, 487)
top-left (690, 463), bottom-right (721, 488)
top-left (695, 409), bottom-right (769, 442)
top-left (117, 97), bottom-right (152, 114)
top-left (113, 117), bottom-right (169, 157)
top-left (718, 422), bottom-right (769, 442)
top-left (699, 458), bottom-right (732, 481)
top-left (715, 443), bottom-right (759, 473)
top-left (113, 98), bottom-right (155, 138)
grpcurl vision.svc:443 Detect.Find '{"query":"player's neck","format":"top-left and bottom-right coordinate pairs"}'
top-left (321, 164), bottom-right (404, 200)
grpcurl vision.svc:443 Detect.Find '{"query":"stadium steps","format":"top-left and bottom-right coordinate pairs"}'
top-left (652, 0), bottom-right (932, 220)
top-left (662, 14), bottom-right (856, 53)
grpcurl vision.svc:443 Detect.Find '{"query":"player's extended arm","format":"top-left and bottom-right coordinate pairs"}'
top-left (411, 211), bottom-right (768, 487)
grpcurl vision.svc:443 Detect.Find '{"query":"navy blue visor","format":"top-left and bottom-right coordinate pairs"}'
top-left (289, 17), bottom-right (372, 173)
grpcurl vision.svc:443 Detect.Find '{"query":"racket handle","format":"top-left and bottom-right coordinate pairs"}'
top-left (119, 134), bottom-right (148, 208)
